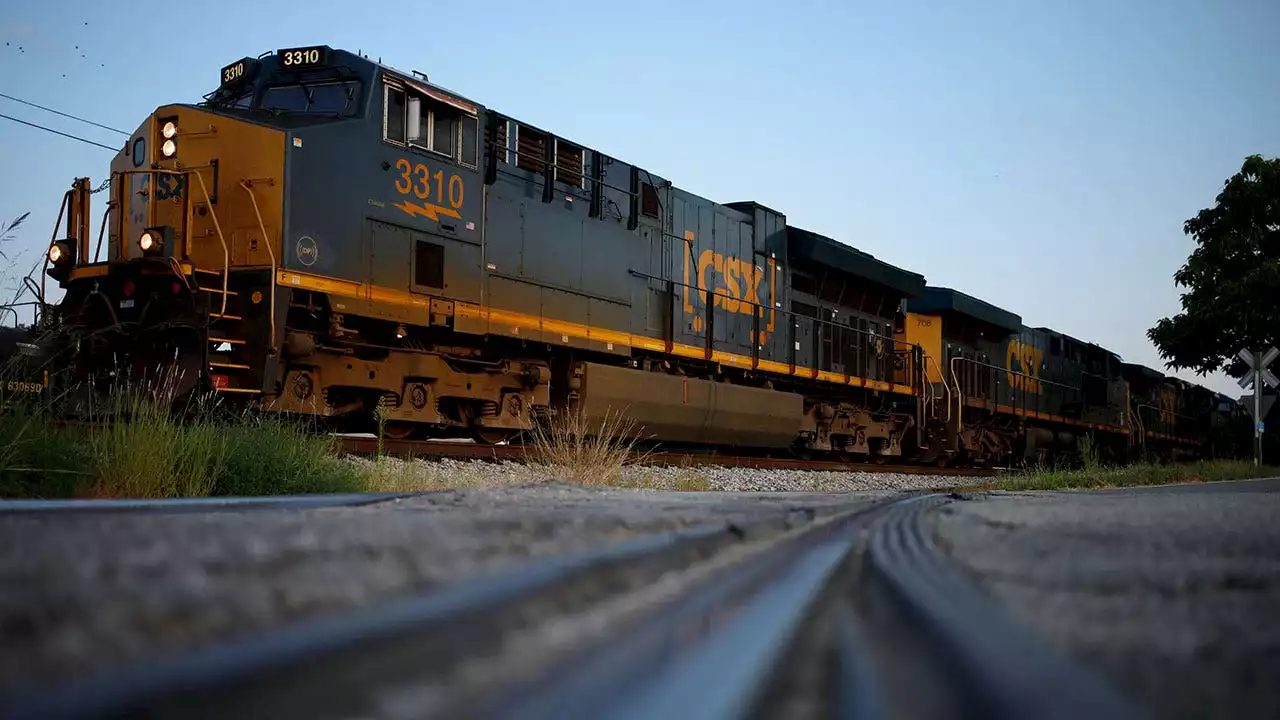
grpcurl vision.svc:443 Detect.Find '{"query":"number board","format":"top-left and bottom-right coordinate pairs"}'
top-left (278, 46), bottom-right (329, 69)
top-left (220, 57), bottom-right (260, 87)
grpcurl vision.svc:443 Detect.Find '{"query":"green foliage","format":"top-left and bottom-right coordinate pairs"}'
top-left (997, 459), bottom-right (1274, 492)
top-left (216, 417), bottom-right (363, 496)
top-left (1148, 155), bottom-right (1280, 376)
top-left (1077, 433), bottom-right (1100, 472)
top-left (0, 402), bottom-right (92, 498)
top-left (0, 381), bottom-right (362, 498)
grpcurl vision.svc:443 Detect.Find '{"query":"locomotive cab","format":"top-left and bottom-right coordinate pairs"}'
top-left (41, 46), bottom-right (372, 405)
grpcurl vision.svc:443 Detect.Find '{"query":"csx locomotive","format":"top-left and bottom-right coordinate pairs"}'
top-left (20, 45), bottom-right (1245, 466)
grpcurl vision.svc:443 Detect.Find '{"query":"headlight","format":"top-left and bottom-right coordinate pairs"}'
top-left (139, 226), bottom-right (172, 256)
top-left (161, 139), bottom-right (177, 157)
top-left (47, 239), bottom-right (75, 274)
top-left (162, 121), bottom-right (177, 139)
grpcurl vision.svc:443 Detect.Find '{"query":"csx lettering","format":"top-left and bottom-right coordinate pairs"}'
top-left (1006, 339), bottom-right (1044, 394)
top-left (694, 249), bottom-right (763, 316)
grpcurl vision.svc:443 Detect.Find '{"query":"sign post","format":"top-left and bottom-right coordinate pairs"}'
top-left (1236, 347), bottom-right (1279, 466)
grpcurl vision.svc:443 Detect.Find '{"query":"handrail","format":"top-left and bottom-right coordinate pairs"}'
top-left (951, 354), bottom-right (1081, 393)
top-left (240, 180), bottom-right (277, 354)
top-left (92, 190), bottom-right (114, 264)
top-left (1134, 403), bottom-right (1202, 427)
top-left (149, 168), bottom-right (231, 316)
top-left (949, 356), bottom-right (965, 433)
top-left (627, 269), bottom-right (919, 355)
top-left (926, 354), bottom-right (952, 423)
top-left (40, 190), bottom-right (72, 308)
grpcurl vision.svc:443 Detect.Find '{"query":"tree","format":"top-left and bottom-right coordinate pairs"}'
top-left (1148, 155), bottom-right (1280, 378)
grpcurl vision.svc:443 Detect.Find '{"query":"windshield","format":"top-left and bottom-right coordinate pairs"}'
top-left (259, 80), bottom-right (360, 116)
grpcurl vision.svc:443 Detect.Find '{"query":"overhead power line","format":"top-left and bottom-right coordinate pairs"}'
top-left (0, 112), bottom-right (119, 151)
top-left (0, 92), bottom-right (129, 135)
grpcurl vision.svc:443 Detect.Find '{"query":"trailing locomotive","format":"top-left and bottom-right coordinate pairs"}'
top-left (15, 45), bottom-right (1244, 466)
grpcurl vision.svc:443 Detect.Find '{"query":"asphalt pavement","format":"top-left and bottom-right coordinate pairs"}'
top-left (932, 478), bottom-right (1280, 720)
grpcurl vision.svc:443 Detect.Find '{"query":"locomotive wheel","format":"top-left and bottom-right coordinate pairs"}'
top-left (473, 428), bottom-right (519, 445)
top-left (381, 421), bottom-right (419, 441)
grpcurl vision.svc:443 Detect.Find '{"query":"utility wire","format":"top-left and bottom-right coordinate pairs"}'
top-left (0, 92), bottom-right (129, 135)
top-left (0, 112), bottom-right (119, 152)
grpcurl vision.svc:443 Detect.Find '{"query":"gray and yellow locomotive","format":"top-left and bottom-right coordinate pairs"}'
top-left (24, 45), bottom-right (1240, 465)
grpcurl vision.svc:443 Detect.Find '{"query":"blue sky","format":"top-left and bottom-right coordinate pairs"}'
top-left (1, 0), bottom-right (1276, 397)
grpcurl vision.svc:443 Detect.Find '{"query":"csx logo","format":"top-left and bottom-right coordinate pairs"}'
top-left (692, 250), bottom-right (764, 314)
top-left (1006, 339), bottom-right (1044, 394)
top-left (681, 246), bottom-right (777, 341)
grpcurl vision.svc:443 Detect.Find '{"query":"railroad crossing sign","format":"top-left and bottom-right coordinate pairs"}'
top-left (1236, 347), bottom-right (1280, 391)
top-left (1237, 347), bottom-right (1278, 467)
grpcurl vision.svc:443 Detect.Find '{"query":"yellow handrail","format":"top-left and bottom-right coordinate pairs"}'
top-left (150, 168), bottom-right (230, 316)
top-left (927, 354), bottom-right (953, 423)
top-left (950, 355), bottom-right (965, 433)
top-left (239, 180), bottom-right (277, 354)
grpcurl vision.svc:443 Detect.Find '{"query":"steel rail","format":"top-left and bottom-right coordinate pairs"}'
top-left (0, 492), bottom-right (421, 515)
top-left (0, 517), bottom-right (755, 720)
top-left (865, 494), bottom-right (1143, 720)
top-left (479, 501), bottom-right (892, 720)
top-left (0, 492), bottom-right (1155, 719)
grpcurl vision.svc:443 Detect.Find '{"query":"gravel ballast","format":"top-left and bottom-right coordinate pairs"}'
top-left (352, 456), bottom-right (969, 493)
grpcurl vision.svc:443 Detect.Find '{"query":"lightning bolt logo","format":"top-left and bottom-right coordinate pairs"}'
top-left (394, 200), bottom-right (462, 222)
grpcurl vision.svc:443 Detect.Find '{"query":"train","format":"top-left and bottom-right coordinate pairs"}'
top-left (4, 44), bottom-right (1251, 467)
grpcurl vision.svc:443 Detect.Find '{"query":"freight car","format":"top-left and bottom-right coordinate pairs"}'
top-left (11, 44), bottom-right (1244, 467)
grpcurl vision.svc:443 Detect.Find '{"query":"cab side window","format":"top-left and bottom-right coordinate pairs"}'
top-left (383, 81), bottom-right (479, 168)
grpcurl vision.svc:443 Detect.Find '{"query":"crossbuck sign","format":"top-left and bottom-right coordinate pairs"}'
top-left (1237, 347), bottom-right (1279, 466)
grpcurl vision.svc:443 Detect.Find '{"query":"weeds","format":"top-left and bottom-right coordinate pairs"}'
top-left (86, 388), bottom-right (226, 498)
top-left (0, 368), bottom-right (361, 498)
top-left (1078, 433), bottom-right (1101, 472)
top-left (216, 417), bottom-right (363, 496)
top-left (994, 459), bottom-right (1275, 492)
top-left (525, 408), bottom-right (649, 485)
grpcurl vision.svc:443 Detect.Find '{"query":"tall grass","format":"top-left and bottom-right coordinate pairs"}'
top-left (0, 400), bottom-right (92, 498)
top-left (217, 416), bottom-right (363, 496)
top-left (524, 407), bottom-right (649, 485)
top-left (0, 367), bottom-right (362, 498)
top-left (86, 388), bottom-right (227, 498)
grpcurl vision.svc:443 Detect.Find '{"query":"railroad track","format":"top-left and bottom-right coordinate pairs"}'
top-left (338, 435), bottom-right (1001, 478)
top-left (0, 492), bottom-right (1137, 720)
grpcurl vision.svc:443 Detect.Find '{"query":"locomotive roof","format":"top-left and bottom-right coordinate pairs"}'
top-left (907, 286), bottom-right (1022, 334)
top-left (1121, 362), bottom-right (1167, 382)
top-left (786, 226), bottom-right (926, 298)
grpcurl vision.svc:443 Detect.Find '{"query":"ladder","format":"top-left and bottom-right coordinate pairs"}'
top-left (194, 268), bottom-right (260, 395)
